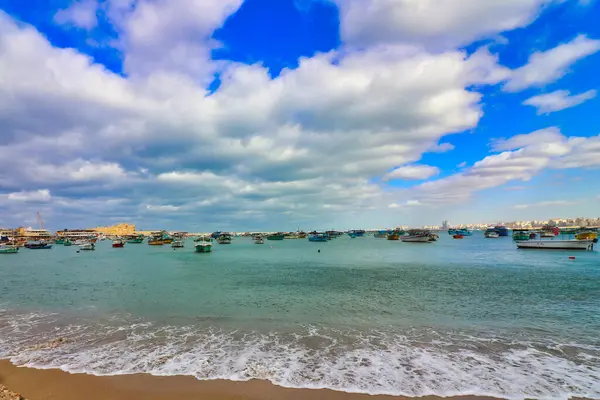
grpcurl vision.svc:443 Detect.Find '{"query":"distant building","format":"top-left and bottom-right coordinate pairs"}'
top-left (56, 229), bottom-right (98, 239)
top-left (441, 220), bottom-right (449, 230)
top-left (94, 223), bottom-right (136, 236)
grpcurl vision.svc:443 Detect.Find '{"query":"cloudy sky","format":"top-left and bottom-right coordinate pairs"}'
top-left (0, 0), bottom-right (599, 231)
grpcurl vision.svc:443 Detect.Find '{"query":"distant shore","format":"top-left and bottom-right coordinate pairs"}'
top-left (0, 360), bottom-right (499, 400)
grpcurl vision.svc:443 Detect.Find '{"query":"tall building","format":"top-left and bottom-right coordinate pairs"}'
top-left (441, 220), bottom-right (449, 230)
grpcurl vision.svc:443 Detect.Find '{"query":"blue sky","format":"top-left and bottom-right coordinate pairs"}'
top-left (0, 0), bottom-right (599, 231)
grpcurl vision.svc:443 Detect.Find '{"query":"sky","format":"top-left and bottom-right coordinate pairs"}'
top-left (0, 0), bottom-right (599, 231)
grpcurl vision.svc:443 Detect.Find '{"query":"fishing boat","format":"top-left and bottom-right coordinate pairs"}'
top-left (0, 244), bottom-right (19, 254)
top-left (127, 235), bottom-right (144, 244)
top-left (455, 229), bottom-right (472, 236)
top-left (453, 234), bottom-right (464, 239)
top-left (284, 233), bottom-right (300, 239)
top-left (448, 229), bottom-right (457, 235)
top-left (63, 238), bottom-right (72, 246)
top-left (194, 236), bottom-right (213, 253)
top-left (428, 233), bottom-right (439, 242)
top-left (516, 239), bottom-right (596, 250)
top-left (485, 231), bottom-right (500, 238)
top-left (254, 235), bottom-right (265, 244)
top-left (494, 226), bottom-right (509, 237)
top-left (79, 242), bottom-right (95, 251)
top-left (576, 231), bottom-right (598, 240)
top-left (308, 234), bottom-right (328, 242)
top-left (512, 230), bottom-right (530, 241)
top-left (297, 231), bottom-right (307, 239)
top-left (266, 233), bottom-right (285, 240)
top-left (171, 239), bottom-right (185, 248)
top-left (402, 230), bottom-right (433, 243)
top-left (55, 238), bottom-right (64, 245)
top-left (387, 231), bottom-right (400, 240)
top-left (26, 241), bottom-right (52, 249)
top-left (112, 239), bottom-right (125, 248)
top-left (216, 233), bottom-right (232, 244)
top-left (348, 230), bottom-right (365, 237)
top-left (374, 230), bottom-right (388, 238)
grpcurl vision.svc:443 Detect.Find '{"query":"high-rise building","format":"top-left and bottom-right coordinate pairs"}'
top-left (441, 220), bottom-right (449, 230)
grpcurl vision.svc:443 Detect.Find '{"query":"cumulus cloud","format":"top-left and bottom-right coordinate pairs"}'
top-left (523, 89), bottom-right (597, 114)
top-left (383, 165), bottom-right (440, 181)
top-left (504, 35), bottom-right (600, 92)
top-left (54, 0), bottom-right (99, 29)
top-left (334, 0), bottom-right (554, 49)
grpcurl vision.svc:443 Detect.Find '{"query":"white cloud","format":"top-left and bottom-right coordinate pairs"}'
top-left (523, 89), bottom-right (597, 114)
top-left (504, 35), bottom-right (600, 92)
top-left (514, 200), bottom-right (577, 209)
top-left (6, 189), bottom-right (52, 202)
top-left (491, 127), bottom-right (566, 151)
top-left (54, 0), bottom-right (99, 29)
top-left (334, 0), bottom-right (554, 49)
top-left (383, 165), bottom-right (440, 181)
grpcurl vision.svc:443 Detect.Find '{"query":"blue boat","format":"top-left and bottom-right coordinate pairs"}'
top-left (308, 234), bottom-right (328, 242)
top-left (348, 230), bottom-right (365, 237)
top-left (494, 226), bottom-right (509, 237)
top-left (455, 229), bottom-right (472, 236)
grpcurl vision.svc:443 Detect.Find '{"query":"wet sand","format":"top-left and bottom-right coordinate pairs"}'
top-left (0, 360), bottom-right (497, 400)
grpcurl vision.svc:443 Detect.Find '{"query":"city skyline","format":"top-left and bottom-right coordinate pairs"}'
top-left (0, 1), bottom-right (599, 231)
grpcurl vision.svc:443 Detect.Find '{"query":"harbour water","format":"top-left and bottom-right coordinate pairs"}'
top-left (1, 234), bottom-right (599, 399)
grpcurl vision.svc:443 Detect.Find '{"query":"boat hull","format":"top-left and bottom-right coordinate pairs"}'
top-left (387, 234), bottom-right (400, 240)
top-left (516, 240), bottom-right (595, 250)
top-left (194, 244), bottom-right (212, 253)
top-left (401, 236), bottom-right (431, 243)
top-left (266, 235), bottom-right (285, 240)
top-left (0, 247), bottom-right (19, 254)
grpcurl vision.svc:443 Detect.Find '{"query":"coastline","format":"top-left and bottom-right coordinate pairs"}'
top-left (0, 360), bottom-right (497, 400)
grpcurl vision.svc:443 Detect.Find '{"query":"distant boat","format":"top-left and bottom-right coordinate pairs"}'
top-left (284, 233), bottom-right (300, 239)
top-left (63, 238), bottom-right (72, 246)
top-left (485, 231), bottom-right (500, 238)
top-left (348, 230), bottom-right (365, 237)
top-left (148, 236), bottom-right (164, 245)
top-left (266, 233), bottom-right (285, 240)
top-left (516, 239), bottom-right (596, 250)
top-left (455, 229), bottom-right (472, 236)
top-left (127, 235), bottom-right (144, 244)
top-left (254, 236), bottom-right (265, 244)
top-left (55, 238), bottom-right (64, 245)
top-left (387, 232), bottom-right (400, 240)
top-left (194, 236), bottom-right (213, 253)
top-left (79, 242), bottom-right (95, 251)
top-left (401, 235), bottom-right (431, 243)
top-left (171, 239), bottom-right (185, 248)
top-left (26, 241), bottom-right (52, 249)
top-left (453, 234), bottom-right (464, 239)
top-left (308, 234), bottom-right (328, 242)
top-left (374, 230), bottom-right (388, 238)
top-left (217, 234), bottom-right (232, 244)
top-left (0, 244), bottom-right (19, 254)
top-left (512, 231), bottom-right (530, 241)
top-left (112, 239), bottom-right (125, 248)
top-left (494, 226), bottom-right (509, 237)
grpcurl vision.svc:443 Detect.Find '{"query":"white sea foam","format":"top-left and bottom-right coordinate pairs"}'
top-left (1, 310), bottom-right (599, 400)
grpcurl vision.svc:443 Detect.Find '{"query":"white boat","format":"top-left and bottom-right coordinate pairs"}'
top-left (79, 242), bottom-right (95, 251)
top-left (254, 236), bottom-right (265, 244)
top-left (401, 235), bottom-right (431, 243)
top-left (516, 239), bottom-right (595, 250)
top-left (485, 231), bottom-right (500, 238)
top-left (540, 231), bottom-right (556, 238)
top-left (171, 239), bottom-right (184, 248)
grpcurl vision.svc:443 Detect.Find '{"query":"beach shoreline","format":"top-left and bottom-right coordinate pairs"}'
top-left (0, 360), bottom-right (499, 400)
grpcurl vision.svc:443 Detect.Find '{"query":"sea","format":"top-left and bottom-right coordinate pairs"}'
top-left (1, 233), bottom-right (599, 399)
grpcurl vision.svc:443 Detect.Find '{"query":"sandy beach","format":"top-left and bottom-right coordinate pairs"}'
top-left (0, 360), bottom-right (498, 400)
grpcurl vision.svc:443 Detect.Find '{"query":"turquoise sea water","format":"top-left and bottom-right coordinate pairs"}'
top-left (1, 234), bottom-right (599, 398)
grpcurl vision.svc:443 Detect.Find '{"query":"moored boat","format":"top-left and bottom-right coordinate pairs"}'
top-left (216, 234), bottom-right (232, 244)
top-left (485, 231), bottom-right (500, 238)
top-left (254, 235), bottom-right (265, 244)
top-left (171, 239), bottom-right (185, 248)
top-left (348, 230), bottom-right (365, 237)
top-left (266, 233), bottom-right (285, 240)
top-left (512, 230), bottom-right (530, 241)
top-left (494, 226), bottom-right (509, 237)
top-left (453, 234), bottom-right (464, 239)
top-left (26, 241), bottom-right (52, 249)
top-left (79, 242), bottom-right (95, 251)
top-left (516, 239), bottom-right (596, 250)
top-left (308, 233), bottom-right (328, 242)
top-left (63, 238), bottom-right (72, 246)
top-left (0, 244), bottom-right (19, 254)
top-left (194, 236), bottom-right (213, 253)
top-left (401, 235), bottom-right (431, 243)
top-left (112, 239), bottom-right (125, 248)
top-left (374, 230), bottom-right (388, 238)
top-left (387, 232), bottom-right (400, 240)
top-left (55, 238), bottom-right (64, 245)
top-left (127, 235), bottom-right (145, 244)
top-left (576, 231), bottom-right (598, 240)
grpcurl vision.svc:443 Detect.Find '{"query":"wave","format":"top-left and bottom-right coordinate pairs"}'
top-left (1, 309), bottom-right (599, 399)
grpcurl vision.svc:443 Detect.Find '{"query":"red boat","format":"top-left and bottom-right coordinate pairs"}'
top-left (112, 239), bottom-right (125, 248)
top-left (453, 234), bottom-right (464, 239)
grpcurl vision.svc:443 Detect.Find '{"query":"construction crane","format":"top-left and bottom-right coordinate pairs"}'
top-left (37, 212), bottom-right (44, 230)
